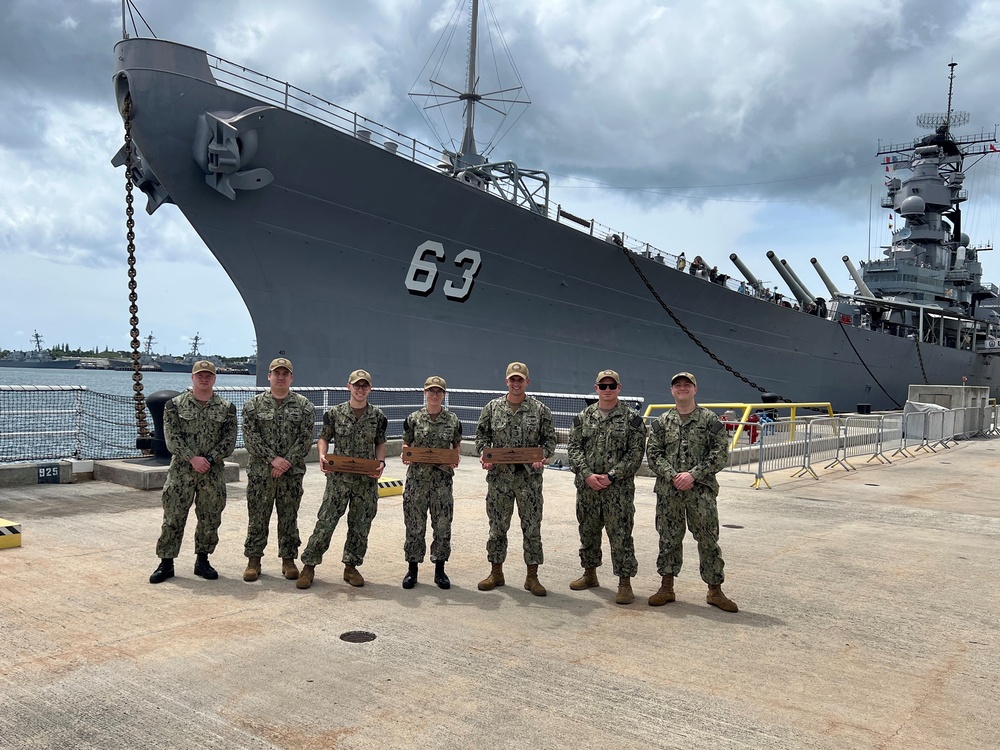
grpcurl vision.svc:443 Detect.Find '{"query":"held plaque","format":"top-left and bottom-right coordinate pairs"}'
top-left (403, 447), bottom-right (460, 464)
top-left (326, 455), bottom-right (382, 474)
top-left (483, 447), bottom-right (544, 464)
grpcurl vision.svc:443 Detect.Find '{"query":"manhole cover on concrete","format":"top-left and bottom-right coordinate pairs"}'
top-left (340, 630), bottom-right (377, 643)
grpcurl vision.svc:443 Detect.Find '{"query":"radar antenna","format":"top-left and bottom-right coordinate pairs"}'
top-left (916, 61), bottom-right (969, 130)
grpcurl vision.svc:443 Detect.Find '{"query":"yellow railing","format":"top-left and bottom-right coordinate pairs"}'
top-left (641, 402), bottom-right (835, 449)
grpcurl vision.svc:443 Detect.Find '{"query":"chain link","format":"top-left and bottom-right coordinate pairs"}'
top-left (914, 339), bottom-right (929, 385)
top-left (122, 95), bottom-right (151, 440)
top-left (616, 244), bottom-right (797, 402)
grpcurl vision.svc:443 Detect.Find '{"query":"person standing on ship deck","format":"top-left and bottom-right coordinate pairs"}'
top-left (149, 360), bottom-right (238, 584)
top-left (645, 372), bottom-right (738, 612)
top-left (240, 357), bottom-right (315, 583)
top-left (400, 376), bottom-right (463, 590)
top-left (296, 369), bottom-right (387, 590)
top-left (566, 370), bottom-right (648, 605)
top-left (475, 362), bottom-right (557, 596)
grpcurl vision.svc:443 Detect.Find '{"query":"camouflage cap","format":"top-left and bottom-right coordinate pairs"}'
top-left (191, 360), bottom-right (217, 375)
top-left (671, 371), bottom-right (697, 386)
top-left (595, 369), bottom-right (620, 384)
top-left (423, 375), bottom-right (447, 390)
top-left (268, 357), bottom-right (293, 373)
top-left (348, 369), bottom-right (373, 385)
top-left (505, 362), bottom-right (529, 379)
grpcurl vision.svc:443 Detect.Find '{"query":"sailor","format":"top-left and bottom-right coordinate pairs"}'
top-left (240, 357), bottom-right (316, 583)
top-left (645, 372), bottom-right (738, 612)
top-left (149, 360), bottom-right (238, 584)
top-left (399, 376), bottom-right (463, 590)
top-left (676, 252), bottom-right (687, 271)
top-left (296, 369), bottom-right (387, 590)
top-left (566, 370), bottom-right (648, 604)
top-left (474, 362), bottom-right (557, 596)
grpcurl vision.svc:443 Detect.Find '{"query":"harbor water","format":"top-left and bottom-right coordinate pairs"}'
top-left (0, 367), bottom-right (255, 397)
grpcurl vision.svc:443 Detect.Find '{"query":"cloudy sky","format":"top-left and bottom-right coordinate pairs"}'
top-left (3, 0), bottom-right (1000, 356)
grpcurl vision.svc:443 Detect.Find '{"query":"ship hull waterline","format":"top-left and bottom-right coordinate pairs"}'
top-left (114, 39), bottom-right (998, 411)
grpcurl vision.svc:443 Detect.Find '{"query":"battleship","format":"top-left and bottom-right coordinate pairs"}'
top-left (111, 2), bottom-right (1000, 410)
top-left (0, 331), bottom-right (80, 370)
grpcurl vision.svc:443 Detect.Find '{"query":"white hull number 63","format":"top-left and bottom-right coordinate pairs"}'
top-left (404, 241), bottom-right (482, 301)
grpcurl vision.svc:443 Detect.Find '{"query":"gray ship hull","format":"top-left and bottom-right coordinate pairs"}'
top-left (114, 39), bottom-right (998, 410)
top-left (0, 359), bottom-right (81, 369)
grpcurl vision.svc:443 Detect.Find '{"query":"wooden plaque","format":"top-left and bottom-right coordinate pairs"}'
top-left (483, 447), bottom-right (544, 464)
top-left (326, 454), bottom-right (382, 474)
top-left (403, 447), bottom-right (460, 464)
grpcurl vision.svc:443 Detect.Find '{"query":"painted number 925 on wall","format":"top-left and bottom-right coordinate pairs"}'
top-left (404, 241), bottom-right (482, 301)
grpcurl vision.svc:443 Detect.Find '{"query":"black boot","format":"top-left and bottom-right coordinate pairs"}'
top-left (434, 560), bottom-right (451, 590)
top-left (149, 558), bottom-right (174, 584)
top-left (402, 561), bottom-right (418, 589)
top-left (194, 552), bottom-right (218, 580)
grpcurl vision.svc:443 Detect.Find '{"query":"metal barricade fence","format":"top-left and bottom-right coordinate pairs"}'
top-left (882, 413), bottom-right (909, 459)
top-left (797, 416), bottom-right (847, 475)
top-left (843, 415), bottom-right (889, 466)
top-left (989, 405), bottom-right (1000, 436)
top-left (0, 385), bottom-right (643, 463)
top-left (725, 419), bottom-right (811, 489)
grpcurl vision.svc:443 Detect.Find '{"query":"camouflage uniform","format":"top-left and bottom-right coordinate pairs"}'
top-left (402, 408), bottom-right (463, 562)
top-left (646, 406), bottom-right (730, 585)
top-left (301, 402), bottom-right (387, 567)
top-left (242, 390), bottom-right (316, 559)
top-left (475, 396), bottom-right (557, 565)
top-left (155, 391), bottom-right (238, 559)
top-left (567, 402), bottom-right (648, 576)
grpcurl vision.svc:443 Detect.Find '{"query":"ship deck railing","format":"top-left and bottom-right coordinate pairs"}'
top-left (0, 385), bottom-right (643, 463)
top-left (202, 51), bottom-right (761, 294)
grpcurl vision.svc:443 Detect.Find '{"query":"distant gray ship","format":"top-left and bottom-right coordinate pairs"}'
top-left (0, 331), bottom-right (80, 370)
top-left (112, 2), bottom-right (999, 410)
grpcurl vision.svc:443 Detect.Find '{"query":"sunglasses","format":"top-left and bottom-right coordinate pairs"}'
top-left (597, 383), bottom-right (619, 390)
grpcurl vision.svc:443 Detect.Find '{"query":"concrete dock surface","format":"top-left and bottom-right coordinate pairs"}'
top-left (1, 439), bottom-right (999, 749)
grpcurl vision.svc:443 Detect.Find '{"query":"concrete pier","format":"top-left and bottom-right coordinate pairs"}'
top-left (1, 439), bottom-right (998, 749)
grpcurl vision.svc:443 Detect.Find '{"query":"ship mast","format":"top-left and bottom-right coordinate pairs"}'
top-left (458, 0), bottom-right (485, 167)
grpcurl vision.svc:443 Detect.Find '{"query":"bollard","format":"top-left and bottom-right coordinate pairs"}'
top-left (857, 404), bottom-right (872, 415)
top-left (136, 390), bottom-right (180, 460)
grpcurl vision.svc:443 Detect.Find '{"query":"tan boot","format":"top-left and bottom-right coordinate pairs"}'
top-left (296, 564), bottom-right (315, 590)
top-left (524, 564), bottom-right (547, 597)
top-left (281, 558), bottom-right (299, 580)
top-left (615, 576), bottom-right (634, 605)
top-left (569, 567), bottom-right (599, 591)
top-left (477, 563), bottom-right (505, 591)
top-left (648, 574), bottom-right (676, 606)
top-left (243, 556), bottom-right (262, 582)
top-left (344, 565), bottom-right (365, 587)
top-left (707, 584), bottom-right (738, 612)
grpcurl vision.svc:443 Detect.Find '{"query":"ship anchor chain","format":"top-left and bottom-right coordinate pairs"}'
top-left (914, 340), bottom-right (929, 385)
top-left (616, 244), bottom-right (799, 403)
top-left (121, 95), bottom-right (151, 442)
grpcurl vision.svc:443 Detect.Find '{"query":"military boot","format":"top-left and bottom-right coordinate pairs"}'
top-left (243, 556), bottom-right (262, 582)
top-left (281, 558), bottom-right (299, 580)
top-left (570, 567), bottom-right (599, 591)
top-left (648, 574), bottom-right (675, 606)
top-left (149, 558), bottom-right (174, 584)
top-left (477, 563), bottom-right (505, 591)
top-left (524, 564), bottom-right (547, 597)
top-left (344, 564), bottom-right (365, 587)
top-left (194, 553), bottom-right (218, 580)
top-left (434, 560), bottom-right (451, 590)
top-left (707, 584), bottom-right (739, 612)
top-left (402, 561), bottom-right (418, 589)
top-left (615, 576), bottom-right (634, 605)
top-left (296, 564), bottom-right (315, 589)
